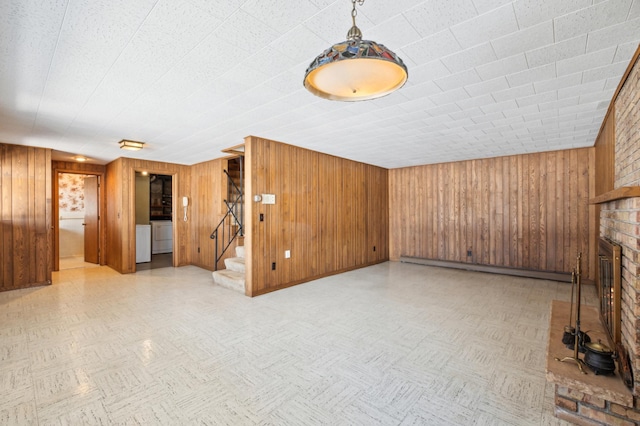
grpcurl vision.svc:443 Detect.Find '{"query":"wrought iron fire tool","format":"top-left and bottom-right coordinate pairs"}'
top-left (555, 252), bottom-right (587, 374)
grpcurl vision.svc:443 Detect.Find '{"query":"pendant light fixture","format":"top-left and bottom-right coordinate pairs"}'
top-left (303, 0), bottom-right (408, 101)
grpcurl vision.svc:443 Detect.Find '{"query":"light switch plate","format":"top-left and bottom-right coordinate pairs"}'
top-left (262, 194), bottom-right (276, 204)
top-left (285, 250), bottom-right (290, 258)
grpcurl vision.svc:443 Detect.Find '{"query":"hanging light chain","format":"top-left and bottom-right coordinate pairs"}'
top-left (347, 0), bottom-right (365, 40)
top-left (351, 0), bottom-right (365, 26)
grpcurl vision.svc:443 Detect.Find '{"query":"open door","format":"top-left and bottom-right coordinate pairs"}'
top-left (84, 176), bottom-right (99, 264)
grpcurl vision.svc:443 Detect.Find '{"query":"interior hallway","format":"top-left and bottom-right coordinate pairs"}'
top-left (0, 262), bottom-right (595, 425)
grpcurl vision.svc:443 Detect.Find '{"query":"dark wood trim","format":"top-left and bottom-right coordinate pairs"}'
top-left (589, 186), bottom-right (640, 204)
top-left (400, 256), bottom-right (576, 283)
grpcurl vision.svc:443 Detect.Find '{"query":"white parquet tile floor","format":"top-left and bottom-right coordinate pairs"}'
top-left (0, 262), bottom-right (597, 425)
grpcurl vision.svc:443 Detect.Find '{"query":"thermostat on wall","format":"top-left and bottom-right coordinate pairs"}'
top-left (262, 194), bottom-right (276, 204)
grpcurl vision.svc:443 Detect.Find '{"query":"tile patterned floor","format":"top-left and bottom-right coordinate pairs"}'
top-left (0, 262), bottom-right (596, 425)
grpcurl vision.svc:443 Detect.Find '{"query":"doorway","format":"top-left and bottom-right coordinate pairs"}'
top-left (135, 172), bottom-right (174, 270)
top-left (57, 173), bottom-right (101, 270)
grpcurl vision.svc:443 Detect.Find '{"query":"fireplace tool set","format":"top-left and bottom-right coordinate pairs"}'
top-left (556, 253), bottom-right (616, 375)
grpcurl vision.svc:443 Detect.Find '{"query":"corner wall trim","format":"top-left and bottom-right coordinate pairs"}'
top-left (399, 256), bottom-right (574, 283)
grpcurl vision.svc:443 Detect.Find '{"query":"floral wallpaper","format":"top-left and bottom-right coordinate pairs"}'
top-left (59, 173), bottom-right (89, 213)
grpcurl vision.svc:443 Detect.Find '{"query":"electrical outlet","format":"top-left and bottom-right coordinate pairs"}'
top-left (272, 262), bottom-right (276, 270)
top-left (260, 213), bottom-right (264, 222)
top-left (467, 250), bottom-right (472, 257)
top-left (197, 247), bottom-right (200, 253)
top-left (373, 246), bottom-right (376, 252)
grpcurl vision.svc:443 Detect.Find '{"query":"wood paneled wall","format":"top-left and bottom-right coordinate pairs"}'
top-left (245, 136), bottom-right (389, 296)
top-left (105, 157), bottom-right (191, 273)
top-left (52, 161), bottom-right (107, 271)
top-left (190, 156), bottom-right (241, 271)
top-left (389, 148), bottom-right (596, 280)
top-left (0, 143), bottom-right (52, 291)
top-left (594, 109), bottom-right (616, 196)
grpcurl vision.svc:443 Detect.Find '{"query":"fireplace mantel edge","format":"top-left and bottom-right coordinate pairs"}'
top-left (590, 186), bottom-right (640, 204)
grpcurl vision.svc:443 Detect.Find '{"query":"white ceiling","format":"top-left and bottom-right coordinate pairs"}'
top-left (1, 0), bottom-right (639, 169)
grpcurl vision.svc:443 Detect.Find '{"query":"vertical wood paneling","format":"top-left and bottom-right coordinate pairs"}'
top-left (105, 158), bottom-right (191, 274)
top-left (389, 148), bottom-right (595, 280)
top-left (190, 157), bottom-right (231, 272)
top-left (247, 136), bottom-right (389, 296)
top-left (0, 143), bottom-right (52, 291)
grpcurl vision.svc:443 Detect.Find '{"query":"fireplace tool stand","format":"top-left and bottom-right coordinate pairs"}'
top-left (555, 252), bottom-right (587, 374)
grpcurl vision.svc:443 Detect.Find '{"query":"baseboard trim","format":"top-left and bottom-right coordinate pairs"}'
top-left (399, 256), bottom-right (577, 283)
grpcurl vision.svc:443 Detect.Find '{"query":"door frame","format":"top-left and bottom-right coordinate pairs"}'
top-left (131, 168), bottom-right (178, 271)
top-left (53, 168), bottom-right (106, 271)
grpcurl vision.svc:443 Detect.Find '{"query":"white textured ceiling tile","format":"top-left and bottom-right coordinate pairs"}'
top-left (0, 0), bottom-right (67, 116)
top-left (582, 61), bottom-right (628, 83)
top-left (457, 94), bottom-right (496, 110)
top-left (556, 46), bottom-right (616, 76)
top-left (534, 72), bottom-right (582, 93)
top-left (538, 96), bottom-right (579, 111)
top-left (409, 61), bottom-right (452, 84)
top-left (366, 15), bottom-right (422, 49)
top-left (605, 76), bottom-right (622, 90)
top-left (426, 103), bottom-right (462, 117)
top-left (404, 0), bottom-right (478, 38)
top-left (185, 0), bottom-right (244, 21)
top-left (434, 69), bottom-right (482, 91)
top-left (400, 81), bottom-right (442, 100)
top-left (430, 88), bottom-right (470, 105)
top-left (491, 20), bottom-right (554, 59)
top-left (480, 99), bottom-right (517, 114)
top-left (515, 91), bottom-right (557, 107)
top-left (36, 0), bottom-right (160, 128)
top-left (272, 26), bottom-right (332, 65)
top-left (441, 43), bottom-right (497, 73)
top-left (579, 90), bottom-right (613, 105)
top-left (506, 63), bottom-right (556, 87)
top-left (403, 30), bottom-right (462, 66)
top-left (472, 0), bottom-right (515, 14)
top-left (554, 0), bottom-right (633, 42)
top-left (245, 46), bottom-right (297, 80)
top-left (472, 112), bottom-right (505, 125)
top-left (504, 104), bottom-right (540, 117)
top-left (475, 54), bottom-right (528, 81)
top-left (241, 0), bottom-right (319, 33)
top-left (305, 1), bottom-right (373, 43)
top-left (630, 0), bottom-right (640, 18)
top-left (449, 107), bottom-right (483, 120)
top-left (396, 97), bottom-right (437, 113)
top-left (215, 10), bottom-right (281, 54)
top-left (513, 0), bottom-right (591, 29)
top-left (613, 40), bottom-right (640, 62)
top-left (558, 80), bottom-right (606, 99)
top-left (357, 0), bottom-right (417, 25)
top-left (492, 83), bottom-right (535, 102)
top-left (465, 76), bottom-right (510, 97)
top-left (451, 4), bottom-right (519, 49)
top-left (526, 35), bottom-right (587, 68)
top-left (586, 17), bottom-right (640, 52)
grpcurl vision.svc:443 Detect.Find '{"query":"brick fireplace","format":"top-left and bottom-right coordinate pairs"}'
top-left (546, 48), bottom-right (640, 425)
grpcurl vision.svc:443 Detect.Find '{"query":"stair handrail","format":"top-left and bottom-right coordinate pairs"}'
top-left (210, 165), bottom-right (244, 270)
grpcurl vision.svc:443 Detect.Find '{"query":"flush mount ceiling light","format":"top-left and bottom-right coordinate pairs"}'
top-left (74, 155), bottom-right (87, 162)
top-left (119, 139), bottom-right (145, 151)
top-left (303, 0), bottom-right (408, 101)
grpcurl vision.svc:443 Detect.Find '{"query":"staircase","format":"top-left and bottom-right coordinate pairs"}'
top-left (212, 245), bottom-right (245, 293)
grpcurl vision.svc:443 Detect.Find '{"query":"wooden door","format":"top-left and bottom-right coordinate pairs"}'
top-left (84, 176), bottom-right (99, 264)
